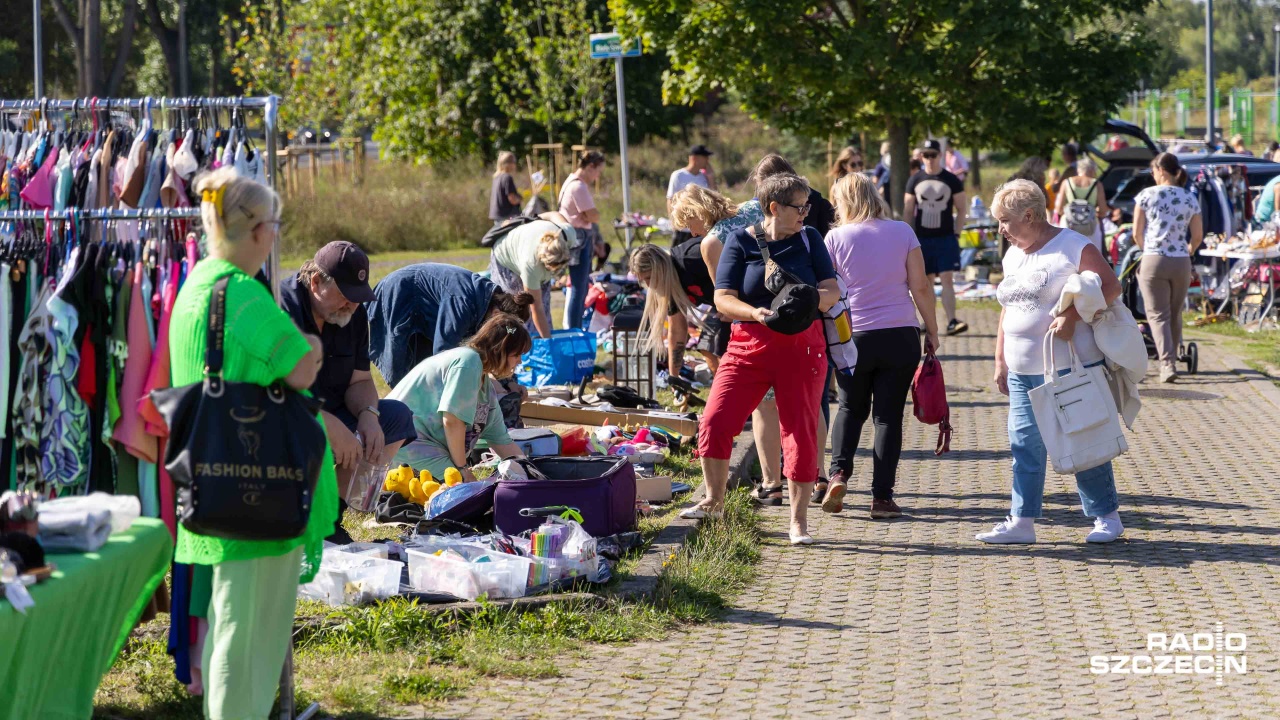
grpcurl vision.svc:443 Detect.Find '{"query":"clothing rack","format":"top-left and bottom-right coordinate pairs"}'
top-left (0, 94), bottom-right (283, 301)
top-left (0, 208), bottom-right (203, 221)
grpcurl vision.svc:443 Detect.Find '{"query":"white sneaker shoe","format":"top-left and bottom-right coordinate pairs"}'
top-left (1085, 513), bottom-right (1124, 543)
top-left (975, 516), bottom-right (1036, 544)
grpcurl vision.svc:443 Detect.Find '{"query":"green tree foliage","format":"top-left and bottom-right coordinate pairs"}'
top-left (614, 0), bottom-right (1156, 212)
top-left (1147, 0), bottom-right (1280, 92)
top-left (495, 0), bottom-right (615, 146)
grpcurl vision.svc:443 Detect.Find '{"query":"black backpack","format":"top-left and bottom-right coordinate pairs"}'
top-left (480, 215), bottom-right (541, 248)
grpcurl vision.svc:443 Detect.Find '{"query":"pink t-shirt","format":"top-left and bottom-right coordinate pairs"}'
top-left (824, 219), bottom-right (922, 332)
top-left (558, 173), bottom-right (596, 229)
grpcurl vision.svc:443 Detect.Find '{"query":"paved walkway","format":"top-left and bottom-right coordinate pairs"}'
top-left (445, 306), bottom-right (1280, 719)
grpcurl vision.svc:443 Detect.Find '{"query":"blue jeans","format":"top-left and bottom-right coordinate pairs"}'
top-left (564, 227), bottom-right (595, 329)
top-left (1007, 365), bottom-right (1120, 519)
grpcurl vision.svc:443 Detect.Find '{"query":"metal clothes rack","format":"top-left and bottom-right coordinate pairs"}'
top-left (0, 95), bottom-right (283, 302)
top-left (0, 98), bottom-right (317, 720)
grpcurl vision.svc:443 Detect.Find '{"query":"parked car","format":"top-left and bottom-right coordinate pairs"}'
top-left (1084, 119), bottom-right (1280, 217)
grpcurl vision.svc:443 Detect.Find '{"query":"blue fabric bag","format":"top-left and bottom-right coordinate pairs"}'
top-left (517, 329), bottom-right (598, 387)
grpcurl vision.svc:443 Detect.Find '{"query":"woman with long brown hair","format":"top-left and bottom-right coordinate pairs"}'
top-left (827, 146), bottom-right (864, 187)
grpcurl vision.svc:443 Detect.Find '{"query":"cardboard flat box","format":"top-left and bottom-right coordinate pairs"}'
top-left (636, 475), bottom-right (673, 503)
top-left (521, 402), bottom-right (698, 437)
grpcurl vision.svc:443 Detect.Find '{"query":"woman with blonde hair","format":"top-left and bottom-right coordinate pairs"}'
top-left (169, 167), bottom-right (331, 719)
top-left (827, 146), bottom-right (864, 186)
top-left (820, 173), bottom-right (938, 518)
top-left (488, 212), bottom-right (575, 338)
top-left (489, 151), bottom-right (522, 225)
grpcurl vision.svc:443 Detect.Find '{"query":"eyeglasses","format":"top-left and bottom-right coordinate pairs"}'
top-left (780, 202), bottom-right (811, 215)
top-left (921, 152), bottom-right (939, 159)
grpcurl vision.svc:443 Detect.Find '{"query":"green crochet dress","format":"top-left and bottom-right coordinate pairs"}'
top-left (168, 258), bottom-right (337, 583)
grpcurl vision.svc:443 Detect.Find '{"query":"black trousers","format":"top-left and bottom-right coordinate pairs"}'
top-left (830, 326), bottom-right (922, 500)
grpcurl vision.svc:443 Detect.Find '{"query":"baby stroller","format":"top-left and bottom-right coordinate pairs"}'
top-left (1115, 242), bottom-right (1199, 374)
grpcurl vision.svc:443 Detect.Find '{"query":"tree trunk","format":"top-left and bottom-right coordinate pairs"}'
top-left (970, 145), bottom-right (981, 190)
top-left (144, 0), bottom-right (180, 95)
top-left (84, 0), bottom-right (102, 96)
top-left (887, 116), bottom-right (912, 218)
top-left (106, 0), bottom-right (138, 97)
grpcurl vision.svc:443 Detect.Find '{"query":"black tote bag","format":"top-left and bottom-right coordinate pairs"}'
top-left (150, 275), bottom-right (327, 540)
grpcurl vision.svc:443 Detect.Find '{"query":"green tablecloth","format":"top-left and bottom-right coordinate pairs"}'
top-left (0, 517), bottom-right (173, 720)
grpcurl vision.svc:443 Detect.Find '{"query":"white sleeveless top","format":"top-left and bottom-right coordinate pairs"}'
top-left (997, 228), bottom-right (1103, 375)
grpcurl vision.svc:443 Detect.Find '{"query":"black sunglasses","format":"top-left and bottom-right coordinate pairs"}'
top-left (780, 201), bottom-right (811, 215)
top-left (921, 151), bottom-right (939, 159)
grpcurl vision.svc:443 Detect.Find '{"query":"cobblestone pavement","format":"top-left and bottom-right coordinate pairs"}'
top-left (444, 306), bottom-right (1280, 719)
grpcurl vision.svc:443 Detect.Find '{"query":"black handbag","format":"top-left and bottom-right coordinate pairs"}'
top-left (150, 275), bottom-right (327, 540)
top-left (749, 224), bottom-right (820, 335)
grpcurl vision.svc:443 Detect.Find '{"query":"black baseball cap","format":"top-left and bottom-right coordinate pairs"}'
top-left (919, 139), bottom-right (942, 153)
top-left (314, 241), bottom-right (375, 303)
top-left (689, 144), bottom-right (714, 157)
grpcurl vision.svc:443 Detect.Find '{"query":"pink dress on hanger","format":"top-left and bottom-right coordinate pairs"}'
top-left (112, 262), bottom-right (159, 464)
top-left (139, 261), bottom-right (181, 534)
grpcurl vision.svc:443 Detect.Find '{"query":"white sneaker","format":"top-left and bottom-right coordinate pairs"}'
top-left (1160, 363), bottom-right (1177, 383)
top-left (975, 516), bottom-right (1036, 544)
top-left (1085, 513), bottom-right (1124, 543)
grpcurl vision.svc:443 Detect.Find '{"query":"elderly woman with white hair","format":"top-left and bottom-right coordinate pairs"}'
top-left (1054, 156), bottom-right (1110, 252)
top-left (981, 179), bottom-right (1125, 544)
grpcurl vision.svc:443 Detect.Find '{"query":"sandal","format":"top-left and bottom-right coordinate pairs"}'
top-left (751, 482), bottom-right (784, 507)
top-left (810, 481), bottom-right (828, 505)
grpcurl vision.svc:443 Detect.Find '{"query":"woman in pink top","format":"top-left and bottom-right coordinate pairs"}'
top-left (820, 173), bottom-right (940, 519)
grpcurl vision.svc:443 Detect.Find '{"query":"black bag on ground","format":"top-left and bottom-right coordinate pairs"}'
top-left (481, 215), bottom-right (542, 248)
top-left (596, 384), bottom-right (660, 409)
top-left (150, 276), bottom-right (326, 541)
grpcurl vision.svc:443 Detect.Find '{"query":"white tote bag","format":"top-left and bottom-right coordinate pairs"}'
top-left (1028, 332), bottom-right (1128, 475)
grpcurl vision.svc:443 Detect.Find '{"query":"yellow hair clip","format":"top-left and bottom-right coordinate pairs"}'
top-left (201, 186), bottom-right (226, 218)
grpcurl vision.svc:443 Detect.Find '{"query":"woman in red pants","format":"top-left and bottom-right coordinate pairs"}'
top-left (684, 173), bottom-right (840, 545)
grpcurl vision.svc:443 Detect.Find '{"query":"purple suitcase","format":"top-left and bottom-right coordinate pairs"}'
top-left (493, 457), bottom-right (637, 538)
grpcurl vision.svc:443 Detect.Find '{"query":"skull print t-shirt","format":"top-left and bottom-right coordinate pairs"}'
top-left (997, 228), bottom-right (1103, 375)
top-left (905, 169), bottom-right (966, 238)
top-left (1134, 185), bottom-right (1200, 257)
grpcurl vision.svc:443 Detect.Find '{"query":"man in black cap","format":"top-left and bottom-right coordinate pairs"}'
top-left (667, 144), bottom-right (718, 247)
top-left (281, 240), bottom-right (417, 542)
top-left (905, 139), bottom-right (969, 335)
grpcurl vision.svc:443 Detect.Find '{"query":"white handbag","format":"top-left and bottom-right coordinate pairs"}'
top-left (1028, 332), bottom-right (1128, 475)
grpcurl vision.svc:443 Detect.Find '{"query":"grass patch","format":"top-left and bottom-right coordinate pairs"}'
top-left (97, 482), bottom-right (759, 718)
top-left (1184, 312), bottom-right (1280, 379)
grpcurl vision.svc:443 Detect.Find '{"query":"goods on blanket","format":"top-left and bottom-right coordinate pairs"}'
top-left (298, 547), bottom-right (402, 606)
top-left (426, 479), bottom-right (498, 523)
top-left (508, 427), bottom-right (563, 457)
top-left (493, 457), bottom-right (637, 538)
top-left (557, 426), bottom-right (591, 455)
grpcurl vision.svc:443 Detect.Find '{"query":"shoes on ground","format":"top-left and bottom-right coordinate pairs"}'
top-left (751, 483), bottom-right (783, 507)
top-left (789, 528), bottom-right (814, 545)
top-left (976, 516), bottom-right (1036, 543)
top-left (679, 504), bottom-right (723, 520)
top-left (1160, 362), bottom-right (1178, 383)
top-left (810, 480), bottom-right (828, 505)
top-left (870, 498), bottom-right (903, 519)
top-left (1085, 512), bottom-right (1124, 543)
top-left (822, 471), bottom-right (848, 514)
top-left (946, 319), bottom-right (969, 336)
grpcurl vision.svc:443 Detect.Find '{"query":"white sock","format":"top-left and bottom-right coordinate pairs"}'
top-left (1010, 516), bottom-right (1035, 529)
top-left (1100, 510), bottom-right (1121, 522)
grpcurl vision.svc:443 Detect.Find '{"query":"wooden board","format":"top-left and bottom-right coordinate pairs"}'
top-left (521, 402), bottom-right (698, 437)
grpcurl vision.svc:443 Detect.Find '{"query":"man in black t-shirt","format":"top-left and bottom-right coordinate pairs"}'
top-left (905, 139), bottom-right (969, 335)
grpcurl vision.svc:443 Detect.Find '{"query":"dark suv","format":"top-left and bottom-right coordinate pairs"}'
top-left (1087, 119), bottom-right (1280, 217)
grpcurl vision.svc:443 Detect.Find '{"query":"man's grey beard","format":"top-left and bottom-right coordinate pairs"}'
top-left (326, 309), bottom-right (355, 327)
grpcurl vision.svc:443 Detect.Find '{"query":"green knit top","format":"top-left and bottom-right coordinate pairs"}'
top-left (168, 258), bottom-right (337, 583)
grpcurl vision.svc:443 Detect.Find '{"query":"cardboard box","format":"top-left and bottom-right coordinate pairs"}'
top-left (636, 475), bottom-right (673, 503)
top-left (521, 402), bottom-right (698, 437)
